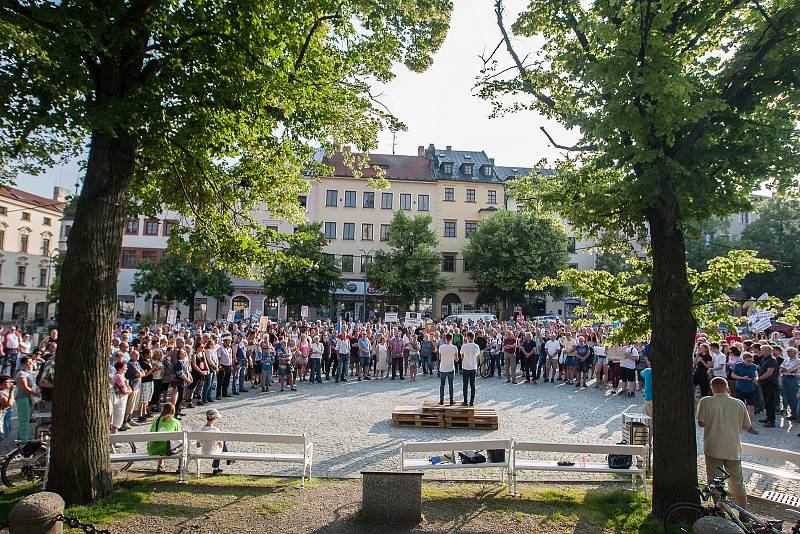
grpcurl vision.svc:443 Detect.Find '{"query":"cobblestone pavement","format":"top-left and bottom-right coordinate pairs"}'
top-left (127, 372), bottom-right (799, 495)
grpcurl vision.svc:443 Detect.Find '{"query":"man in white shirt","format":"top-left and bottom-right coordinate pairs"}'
top-left (544, 334), bottom-right (561, 383)
top-left (438, 333), bottom-right (458, 405)
top-left (619, 342), bottom-right (639, 397)
top-left (460, 332), bottom-right (480, 406)
top-left (710, 342), bottom-right (728, 379)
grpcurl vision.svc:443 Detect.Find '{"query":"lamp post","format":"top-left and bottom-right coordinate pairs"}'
top-left (43, 247), bottom-right (53, 327)
top-left (359, 248), bottom-right (374, 323)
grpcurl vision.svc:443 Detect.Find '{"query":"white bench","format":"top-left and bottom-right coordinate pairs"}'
top-left (400, 439), bottom-right (512, 484)
top-left (109, 431), bottom-right (186, 482)
top-left (741, 443), bottom-right (800, 482)
top-left (511, 441), bottom-right (648, 496)
top-left (186, 431), bottom-right (314, 488)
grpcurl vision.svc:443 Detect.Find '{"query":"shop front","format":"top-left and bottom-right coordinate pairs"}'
top-left (333, 281), bottom-right (394, 322)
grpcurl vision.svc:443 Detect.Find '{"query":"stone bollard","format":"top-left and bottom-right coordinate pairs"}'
top-left (361, 471), bottom-right (423, 524)
top-left (8, 491), bottom-right (64, 534)
top-left (693, 515), bottom-right (745, 534)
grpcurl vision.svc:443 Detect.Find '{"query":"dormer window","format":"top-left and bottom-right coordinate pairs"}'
top-left (441, 162), bottom-right (453, 174)
top-left (481, 165), bottom-right (493, 177)
top-left (461, 163), bottom-right (473, 176)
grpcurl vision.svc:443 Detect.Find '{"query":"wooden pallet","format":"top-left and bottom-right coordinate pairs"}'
top-left (393, 401), bottom-right (499, 430)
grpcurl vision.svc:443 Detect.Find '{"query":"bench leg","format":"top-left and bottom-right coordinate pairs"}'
top-left (178, 460), bottom-right (187, 484)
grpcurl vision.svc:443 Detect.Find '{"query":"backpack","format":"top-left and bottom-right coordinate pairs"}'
top-left (458, 451), bottom-right (486, 464)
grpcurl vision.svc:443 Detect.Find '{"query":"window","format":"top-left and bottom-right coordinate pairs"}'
top-left (121, 249), bottom-right (137, 268)
top-left (11, 301), bottom-right (27, 320)
top-left (444, 187), bottom-right (454, 202)
top-left (117, 296), bottom-right (136, 320)
top-left (344, 190), bottom-right (356, 207)
top-left (324, 222), bottom-right (336, 239)
top-left (444, 220), bottom-right (456, 237)
top-left (43, 217), bottom-right (52, 226)
top-left (38, 268), bottom-right (47, 287)
top-left (20, 234), bottom-right (28, 253)
top-left (739, 212), bottom-right (750, 224)
top-left (0, 229), bottom-right (5, 250)
top-left (442, 162), bottom-right (453, 174)
top-left (341, 254), bottom-right (354, 272)
top-left (466, 189), bottom-right (476, 203)
top-left (298, 195), bottom-right (307, 208)
top-left (0, 206), bottom-right (6, 215)
top-left (463, 259), bottom-right (470, 272)
top-left (381, 192), bottom-right (393, 209)
top-left (363, 191), bottom-right (375, 208)
top-left (463, 164), bottom-right (473, 176)
top-left (482, 165), bottom-right (493, 177)
top-left (325, 189), bottom-right (338, 207)
top-left (343, 223), bottom-right (355, 240)
top-left (21, 212), bottom-right (30, 221)
top-left (418, 194), bottom-right (430, 211)
top-left (42, 238), bottom-right (50, 255)
top-left (488, 190), bottom-right (497, 204)
top-left (361, 223), bottom-right (373, 241)
top-left (442, 254), bottom-right (456, 272)
top-left (465, 221), bottom-right (477, 236)
top-left (163, 220), bottom-right (175, 236)
top-left (140, 250), bottom-right (158, 264)
top-left (380, 224), bottom-right (390, 241)
top-left (360, 255), bottom-right (373, 273)
top-left (126, 219), bottom-right (139, 234)
top-left (567, 237), bottom-right (576, 253)
top-left (399, 193), bottom-right (412, 210)
top-left (266, 225), bottom-right (279, 233)
top-left (16, 265), bottom-right (26, 286)
top-left (144, 219), bottom-right (159, 235)
top-left (193, 298), bottom-right (208, 321)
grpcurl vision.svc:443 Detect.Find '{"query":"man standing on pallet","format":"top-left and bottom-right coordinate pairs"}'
top-left (438, 333), bottom-right (458, 405)
top-left (460, 332), bottom-right (480, 406)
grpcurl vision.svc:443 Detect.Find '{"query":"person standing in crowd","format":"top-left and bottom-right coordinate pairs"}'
top-left (0, 375), bottom-right (15, 440)
top-left (3, 326), bottom-right (21, 375)
top-left (460, 332), bottom-right (479, 406)
top-left (309, 335), bottom-right (324, 384)
top-left (694, 342), bottom-right (713, 398)
top-left (575, 335), bottom-right (592, 388)
top-left (438, 333), bottom-right (458, 405)
top-left (502, 328), bottom-right (517, 384)
top-left (520, 332), bottom-right (536, 384)
top-left (544, 333), bottom-right (560, 383)
top-left (731, 352), bottom-right (759, 434)
top-left (232, 333), bottom-right (248, 395)
top-left (216, 337), bottom-right (233, 399)
top-left (757, 346), bottom-right (779, 428)
top-left (357, 333), bottom-right (372, 382)
top-left (619, 342), bottom-right (639, 397)
top-left (188, 342), bottom-right (208, 407)
top-left (110, 360), bottom-right (130, 434)
top-left (420, 333), bottom-right (435, 377)
top-left (259, 341), bottom-right (275, 392)
top-left (37, 348), bottom-right (56, 412)
top-left (593, 334), bottom-right (608, 388)
top-left (335, 333), bottom-right (350, 383)
top-left (390, 330), bottom-right (405, 381)
top-left (202, 339), bottom-right (218, 404)
top-left (136, 349), bottom-right (154, 422)
top-left (696, 377), bottom-right (751, 509)
top-left (408, 333), bottom-right (421, 382)
top-left (780, 346), bottom-right (799, 421)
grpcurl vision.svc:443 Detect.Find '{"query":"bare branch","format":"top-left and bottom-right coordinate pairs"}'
top-left (560, 0), bottom-right (596, 61)
top-left (539, 126), bottom-right (597, 152)
top-left (678, 0), bottom-right (746, 55)
top-left (291, 4), bottom-right (343, 83)
top-left (479, 39), bottom-right (504, 67)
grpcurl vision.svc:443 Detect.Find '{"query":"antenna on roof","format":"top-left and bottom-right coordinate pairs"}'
top-left (391, 130), bottom-right (397, 155)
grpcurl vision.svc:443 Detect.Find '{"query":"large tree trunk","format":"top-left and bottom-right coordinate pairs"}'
top-left (47, 129), bottom-right (135, 504)
top-left (647, 178), bottom-right (699, 517)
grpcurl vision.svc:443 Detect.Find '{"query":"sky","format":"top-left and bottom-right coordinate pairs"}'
top-left (14, 0), bottom-right (577, 200)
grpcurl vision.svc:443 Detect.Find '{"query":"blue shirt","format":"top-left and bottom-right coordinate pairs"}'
top-left (640, 367), bottom-right (653, 401)
top-left (732, 362), bottom-right (757, 393)
top-left (260, 352), bottom-right (274, 371)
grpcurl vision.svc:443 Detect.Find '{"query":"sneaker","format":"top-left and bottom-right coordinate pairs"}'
top-left (758, 418), bottom-right (769, 423)
top-left (438, 400), bottom-right (444, 405)
top-left (232, 392), bottom-right (239, 396)
top-left (763, 422), bottom-right (775, 428)
top-left (341, 378), bottom-right (348, 382)
top-left (240, 389), bottom-right (249, 393)
top-left (136, 416), bottom-right (147, 423)
top-left (119, 423), bottom-right (132, 431)
top-left (358, 377), bottom-right (362, 382)
top-left (212, 468), bottom-right (223, 476)
top-left (747, 428), bottom-right (759, 434)
top-left (461, 402), bottom-right (468, 406)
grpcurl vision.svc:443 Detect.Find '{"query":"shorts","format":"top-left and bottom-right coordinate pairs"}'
top-left (705, 457), bottom-right (745, 498)
top-left (620, 366), bottom-right (636, 382)
top-left (734, 389), bottom-right (756, 407)
top-left (576, 359), bottom-right (591, 372)
top-left (140, 381), bottom-right (154, 405)
top-left (359, 356), bottom-right (370, 367)
top-left (643, 400), bottom-right (653, 421)
top-left (595, 356), bottom-right (607, 366)
top-left (565, 356), bottom-right (577, 368)
top-left (277, 363), bottom-right (291, 377)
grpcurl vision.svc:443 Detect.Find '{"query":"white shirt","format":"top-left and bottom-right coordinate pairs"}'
top-left (4, 332), bottom-right (20, 350)
top-left (197, 425), bottom-right (224, 455)
top-left (310, 342), bottom-right (324, 358)
top-left (545, 339), bottom-right (561, 357)
top-left (336, 338), bottom-right (350, 354)
top-left (438, 343), bottom-right (458, 373)
top-left (460, 342), bottom-right (480, 371)
top-left (711, 351), bottom-right (728, 378)
top-left (620, 346), bottom-right (639, 369)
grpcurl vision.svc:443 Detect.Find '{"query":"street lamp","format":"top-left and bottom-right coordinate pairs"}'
top-left (359, 248), bottom-right (374, 323)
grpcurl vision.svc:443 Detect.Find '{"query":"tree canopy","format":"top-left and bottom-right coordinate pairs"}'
top-left (463, 209), bottom-right (569, 309)
top-left (131, 251), bottom-right (233, 321)
top-left (368, 211), bottom-right (449, 310)
top-left (262, 222), bottom-right (343, 308)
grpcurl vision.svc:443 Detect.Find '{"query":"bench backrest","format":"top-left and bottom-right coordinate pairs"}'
top-left (513, 441), bottom-right (647, 456)
top-left (402, 439), bottom-right (512, 453)
top-left (110, 431), bottom-right (185, 445)
top-left (185, 431), bottom-right (306, 446)
top-left (742, 443), bottom-right (800, 465)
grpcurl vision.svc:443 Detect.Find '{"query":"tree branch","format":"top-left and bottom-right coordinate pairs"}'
top-left (678, 0), bottom-right (747, 55)
top-left (539, 126), bottom-right (598, 152)
top-left (1, 0), bottom-right (62, 33)
top-left (560, 0), bottom-right (595, 62)
top-left (290, 5), bottom-right (342, 83)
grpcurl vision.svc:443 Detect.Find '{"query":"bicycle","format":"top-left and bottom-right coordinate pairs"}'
top-left (664, 467), bottom-right (800, 533)
top-left (479, 352), bottom-right (491, 378)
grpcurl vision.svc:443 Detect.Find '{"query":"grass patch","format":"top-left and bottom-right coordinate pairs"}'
top-left (65, 480), bottom-right (151, 525)
top-left (257, 499), bottom-right (294, 516)
top-left (0, 483), bottom-right (39, 522)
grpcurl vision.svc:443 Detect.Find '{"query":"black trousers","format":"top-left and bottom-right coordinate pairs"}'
top-left (462, 369), bottom-right (476, 404)
top-left (522, 357), bottom-right (532, 380)
top-left (761, 381), bottom-right (777, 423)
top-left (392, 357), bottom-right (404, 379)
top-left (217, 365), bottom-right (232, 397)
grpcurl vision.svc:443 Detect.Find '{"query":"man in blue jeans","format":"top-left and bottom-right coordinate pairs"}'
top-left (232, 333), bottom-right (248, 394)
top-left (460, 332), bottom-right (480, 406)
top-left (438, 333), bottom-right (458, 405)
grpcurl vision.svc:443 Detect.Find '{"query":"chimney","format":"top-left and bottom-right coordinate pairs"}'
top-left (490, 158), bottom-right (495, 165)
top-left (417, 145), bottom-right (425, 157)
top-left (53, 186), bottom-right (70, 203)
top-left (445, 145), bottom-right (452, 151)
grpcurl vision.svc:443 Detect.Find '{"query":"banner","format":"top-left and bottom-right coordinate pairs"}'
top-left (166, 309), bottom-right (177, 325)
top-left (385, 312), bottom-right (399, 323)
top-left (301, 305), bottom-right (309, 318)
top-left (259, 316), bottom-right (270, 330)
top-left (251, 309), bottom-right (262, 322)
top-left (226, 310), bottom-right (235, 323)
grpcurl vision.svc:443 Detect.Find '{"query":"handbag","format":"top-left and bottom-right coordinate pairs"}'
top-left (607, 446), bottom-right (633, 469)
top-left (487, 449), bottom-right (506, 463)
top-left (458, 451), bottom-right (486, 464)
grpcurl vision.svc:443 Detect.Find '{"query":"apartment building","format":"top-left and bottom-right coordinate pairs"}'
top-left (0, 187), bottom-right (69, 329)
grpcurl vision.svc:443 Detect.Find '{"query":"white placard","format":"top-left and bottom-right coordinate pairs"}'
top-left (301, 305), bottom-right (309, 318)
top-left (251, 309), bottom-right (262, 322)
top-left (242, 307), bottom-right (250, 321)
top-left (259, 316), bottom-right (270, 330)
top-left (385, 312), bottom-right (399, 323)
top-left (750, 318), bottom-right (772, 332)
top-left (166, 309), bottom-right (177, 325)
top-left (278, 304), bottom-right (288, 321)
top-left (226, 310), bottom-right (235, 323)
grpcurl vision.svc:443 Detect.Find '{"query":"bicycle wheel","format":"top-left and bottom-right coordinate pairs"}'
top-left (480, 357), bottom-right (491, 378)
top-left (1, 443), bottom-right (48, 487)
top-left (663, 503), bottom-right (712, 534)
top-left (110, 442), bottom-right (137, 471)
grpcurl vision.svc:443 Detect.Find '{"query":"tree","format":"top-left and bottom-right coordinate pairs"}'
top-left (131, 252), bottom-right (233, 322)
top-left (46, 254), bottom-right (64, 305)
top-left (462, 209), bottom-right (569, 315)
top-left (739, 198), bottom-right (800, 300)
top-left (684, 217), bottom-right (739, 272)
top-left (481, 0), bottom-right (800, 515)
top-left (262, 222), bottom-right (343, 308)
top-left (369, 211), bottom-right (449, 310)
top-left (1, 0), bottom-right (451, 504)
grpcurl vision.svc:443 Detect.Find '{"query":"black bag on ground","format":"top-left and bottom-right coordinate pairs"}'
top-left (607, 453), bottom-right (633, 469)
top-left (458, 451), bottom-right (486, 464)
top-left (487, 449), bottom-right (505, 463)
